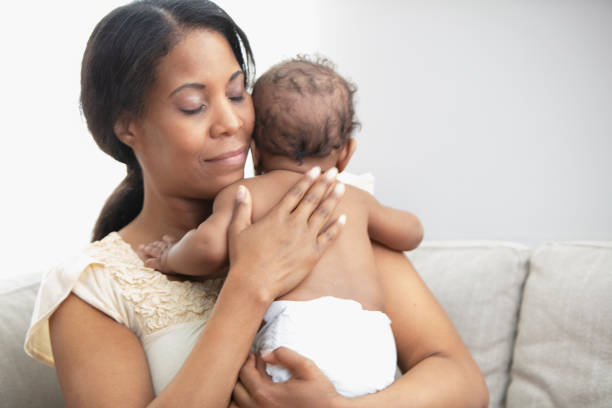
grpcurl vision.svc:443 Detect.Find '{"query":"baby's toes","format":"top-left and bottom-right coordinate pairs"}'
top-left (150, 242), bottom-right (165, 255)
top-left (141, 243), bottom-right (159, 257)
top-left (140, 244), bottom-right (152, 256)
top-left (162, 234), bottom-right (177, 244)
top-left (144, 258), bottom-right (161, 270)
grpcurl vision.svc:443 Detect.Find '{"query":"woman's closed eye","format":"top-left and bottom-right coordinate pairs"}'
top-left (179, 88), bottom-right (244, 114)
top-left (177, 94), bottom-right (208, 115)
top-left (181, 105), bottom-right (207, 115)
top-left (227, 85), bottom-right (246, 103)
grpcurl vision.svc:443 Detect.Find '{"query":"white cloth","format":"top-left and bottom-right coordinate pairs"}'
top-left (24, 232), bottom-right (223, 394)
top-left (252, 296), bottom-right (397, 398)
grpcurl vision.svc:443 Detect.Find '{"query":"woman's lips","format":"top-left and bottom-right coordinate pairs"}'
top-left (205, 147), bottom-right (247, 166)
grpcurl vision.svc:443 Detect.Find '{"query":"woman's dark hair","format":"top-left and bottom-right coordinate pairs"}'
top-left (82, 0), bottom-right (254, 241)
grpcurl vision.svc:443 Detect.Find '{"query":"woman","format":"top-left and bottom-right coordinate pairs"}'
top-left (25, 1), bottom-right (488, 407)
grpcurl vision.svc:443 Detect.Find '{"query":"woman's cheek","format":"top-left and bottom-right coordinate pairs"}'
top-left (243, 95), bottom-right (256, 134)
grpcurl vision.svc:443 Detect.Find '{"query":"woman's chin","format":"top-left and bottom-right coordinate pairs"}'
top-left (192, 164), bottom-right (248, 199)
top-left (213, 167), bottom-right (246, 191)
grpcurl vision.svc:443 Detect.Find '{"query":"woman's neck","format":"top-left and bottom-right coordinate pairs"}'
top-left (120, 190), bottom-right (213, 250)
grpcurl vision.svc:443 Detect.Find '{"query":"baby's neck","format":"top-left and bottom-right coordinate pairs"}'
top-left (259, 154), bottom-right (336, 175)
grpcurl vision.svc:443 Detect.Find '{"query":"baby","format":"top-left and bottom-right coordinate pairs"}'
top-left (142, 56), bottom-right (424, 397)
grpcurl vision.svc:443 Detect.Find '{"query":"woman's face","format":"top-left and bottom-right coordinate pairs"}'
top-left (131, 29), bottom-right (255, 200)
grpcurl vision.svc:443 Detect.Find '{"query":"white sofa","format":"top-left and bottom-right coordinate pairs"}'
top-left (1, 241), bottom-right (611, 407)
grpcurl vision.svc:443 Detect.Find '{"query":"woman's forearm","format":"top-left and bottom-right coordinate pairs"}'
top-left (153, 267), bottom-right (270, 408)
top-left (334, 353), bottom-right (488, 408)
top-left (360, 244), bottom-right (489, 408)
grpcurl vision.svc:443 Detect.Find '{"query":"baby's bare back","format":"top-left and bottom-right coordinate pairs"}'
top-left (241, 170), bottom-right (385, 311)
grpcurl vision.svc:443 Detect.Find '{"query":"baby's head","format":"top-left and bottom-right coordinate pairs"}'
top-left (251, 56), bottom-right (359, 172)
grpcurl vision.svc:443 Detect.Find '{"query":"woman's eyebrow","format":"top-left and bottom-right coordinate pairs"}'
top-left (229, 70), bottom-right (244, 82)
top-left (169, 82), bottom-right (205, 97)
top-left (168, 71), bottom-right (242, 97)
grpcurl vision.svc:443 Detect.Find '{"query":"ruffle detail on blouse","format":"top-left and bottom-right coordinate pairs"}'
top-left (85, 232), bottom-right (224, 336)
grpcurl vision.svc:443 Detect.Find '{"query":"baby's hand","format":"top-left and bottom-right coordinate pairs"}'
top-left (139, 235), bottom-right (177, 273)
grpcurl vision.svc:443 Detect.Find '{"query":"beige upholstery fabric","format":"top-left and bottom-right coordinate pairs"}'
top-left (0, 281), bottom-right (64, 407)
top-left (408, 241), bottom-right (530, 408)
top-left (506, 242), bottom-right (612, 407)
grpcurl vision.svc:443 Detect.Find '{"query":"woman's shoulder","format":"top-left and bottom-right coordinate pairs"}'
top-left (84, 231), bottom-right (143, 266)
top-left (70, 232), bottom-right (225, 335)
top-left (24, 232), bottom-right (132, 365)
top-left (25, 232), bottom-right (224, 366)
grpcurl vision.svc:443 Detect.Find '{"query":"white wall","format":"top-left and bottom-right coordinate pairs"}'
top-left (1, 0), bottom-right (611, 278)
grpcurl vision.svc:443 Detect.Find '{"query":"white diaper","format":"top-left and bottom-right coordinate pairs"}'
top-left (252, 296), bottom-right (397, 398)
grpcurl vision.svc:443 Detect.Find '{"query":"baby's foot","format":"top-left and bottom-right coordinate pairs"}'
top-left (139, 235), bottom-right (177, 273)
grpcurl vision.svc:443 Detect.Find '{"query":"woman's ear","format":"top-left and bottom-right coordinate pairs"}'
top-left (113, 113), bottom-right (137, 148)
top-left (335, 138), bottom-right (357, 173)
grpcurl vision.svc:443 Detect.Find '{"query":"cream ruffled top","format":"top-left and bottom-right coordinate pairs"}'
top-left (24, 232), bottom-right (224, 394)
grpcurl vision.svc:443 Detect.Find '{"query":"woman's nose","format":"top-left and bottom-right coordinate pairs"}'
top-left (210, 99), bottom-right (242, 138)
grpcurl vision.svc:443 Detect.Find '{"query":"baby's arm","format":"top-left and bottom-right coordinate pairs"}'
top-left (142, 185), bottom-right (240, 277)
top-left (362, 189), bottom-right (424, 251)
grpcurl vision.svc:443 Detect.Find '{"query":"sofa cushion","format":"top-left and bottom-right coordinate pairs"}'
top-left (0, 280), bottom-right (64, 407)
top-left (506, 242), bottom-right (612, 407)
top-left (408, 241), bottom-right (530, 408)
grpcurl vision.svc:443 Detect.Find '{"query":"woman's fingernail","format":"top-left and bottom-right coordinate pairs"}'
top-left (334, 183), bottom-right (345, 196)
top-left (338, 214), bottom-right (347, 226)
top-left (237, 185), bottom-right (246, 200)
top-left (325, 167), bottom-right (338, 181)
top-left (307, 166), bottom-right (321, 179)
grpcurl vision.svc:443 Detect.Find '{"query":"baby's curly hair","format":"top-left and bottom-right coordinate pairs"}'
top-left (251, 55), bottom-right (359, 163)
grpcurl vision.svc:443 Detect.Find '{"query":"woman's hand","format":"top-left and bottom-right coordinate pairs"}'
top-left (229, 348), bottom-right (341, 408)
top-left (226, 167), bottom-right (346, 302)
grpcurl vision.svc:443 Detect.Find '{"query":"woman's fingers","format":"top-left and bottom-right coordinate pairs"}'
top-left (231, 381), bottom-right (253, 408)
top-left (234, 354), bottom-right (270, 408)
top-left (239, 354), bottom-right (267, 394)
top-left (226, 167), bottom-right (344, 300)
top-left (235, 350), bottom-right (338, 408)
top-left (254, 353), bottom-right (271, 379)
top-left (317, 214), bottom-right (347, 253)
top-left (292, 167), bottom-right (338, 220)
top-left (228, 186), bottom-right (252, 239)
top-left (232, 355), bottom-right (254, 407)
top-left (276, 166), bottom-right (321, 212)
top-left (307, 182), bottom-right (345, 233)
top-left (276, 166), bottom-right (339, 216)
top-left (261, 347), bottom-right (322, 380)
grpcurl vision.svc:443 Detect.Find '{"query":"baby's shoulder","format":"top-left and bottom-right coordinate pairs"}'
top-left (216, 173), bottom-right (295, 219)
top-left (212, 178), bottom-right (260, 210)
top-left (218, 173), bottom-right (286, 195)
top-left (342, 184), bottom-right (375, 210)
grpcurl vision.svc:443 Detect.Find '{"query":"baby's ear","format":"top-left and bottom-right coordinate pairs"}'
top-left (335, 138), bottom-right (356, 173)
